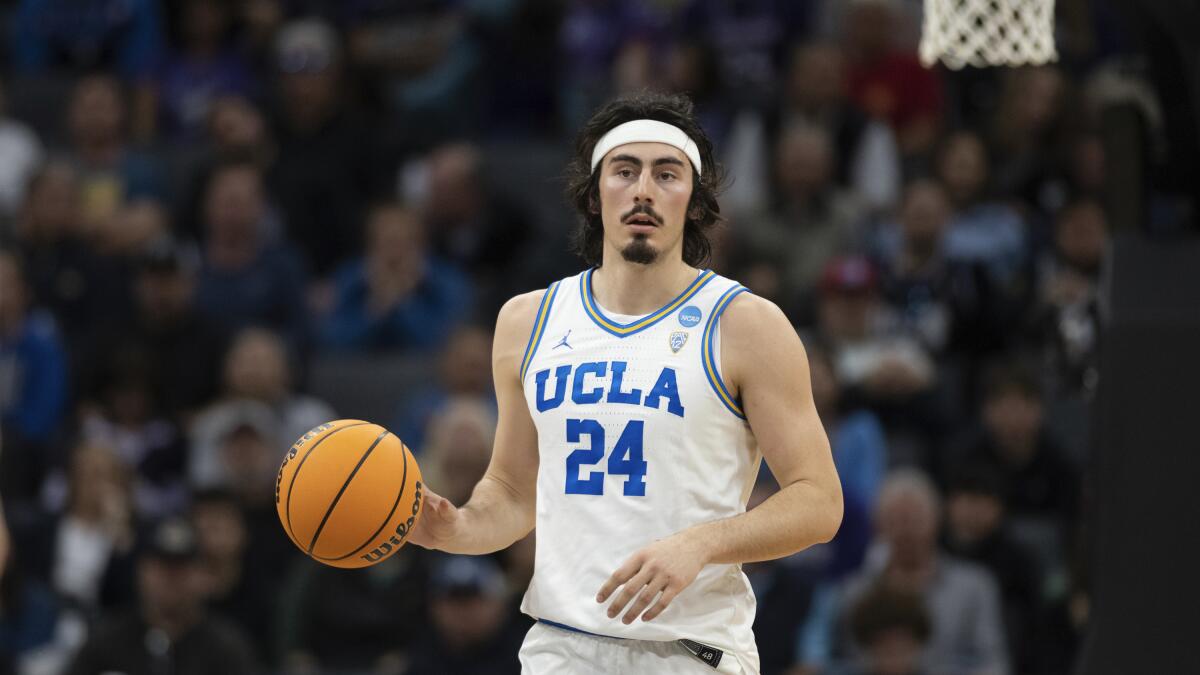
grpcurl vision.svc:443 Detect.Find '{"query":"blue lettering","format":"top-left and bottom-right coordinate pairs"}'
top-left (571, 362), bottom-right (607, 404)
top-left (535, 365), bottom-right (571, 412)
top-left (534, 362), bottom-right (684, 418)
top-left (643, 367), bottom-right (685, 418)
top-left (605, 361), bottom-right (642, 405)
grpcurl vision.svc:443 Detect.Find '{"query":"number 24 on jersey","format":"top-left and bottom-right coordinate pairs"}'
top-left (564, 419), bottom-right (647, 496)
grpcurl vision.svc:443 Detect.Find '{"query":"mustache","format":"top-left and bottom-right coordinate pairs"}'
top-left (620, 204), bottom-right (663, 225)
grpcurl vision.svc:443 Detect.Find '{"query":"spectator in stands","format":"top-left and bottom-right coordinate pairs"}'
top-left (1028, 200), bottom-right (1107, 399)
top-left (988, 67), bottom-right (1072, 213)
top-left (193, 406), bottom-right (298, 603)
top-left (174, 95), bottom-right (273, 239)
top-left (321, 203), bottom-right (472, 352)
top-left (934, 131), bottom-right (1028, 291)
top-left (10, 0), bottom-right (163, 80)
top-left (66, 518), bottom-right (259, 675)
top-left (662, 41), bottom-right (734, 147)
top-left (874, 180), bottom-right (1007, 372)
top-left (64, 75), bottom-right (167, 231)
top-left (740, 124), bottom-right (867, 315)
top-left (336, 1), bottom-right (483, 141)
top-left (416, 143), bottom-right (535, 316)
top-left (157, 0), bottom-right (259, 142)
top-left (86, 239), bottom-right (227, 425)
top-left (10, 0), bottom-right (164, 139)
top-left (13, 161), bottom-right (133, 352)
top-left (394, 323), bottom-right (494, 451)
top-left (193, 159), bottom-right (309, 351)
top-left (805, 469), bottom-right (1007, 674)
top-left (189, 327), bottom-right (334, 487)
top-left (945, 362), bottom-right (1079, 534)
top-left (941, 462), bottom-right (1042, 675)
top-left (0, 250), bottom-right (69, 500)
top-left (269, 18), bottom-right (385, 277)
top-left (420, 398), bottom-right (497, 506)
top-left (773, 41), bottom-right (900, 213)
top-left (843, 0), bottom-right (942, 158)
top-left (281, 545), bottom-right (429, 674)
top-left (557, 1), bottom-right (661, 132)
top-left (0, 513), bottom-right (73, 675)
top-left (815, 256), bottom-right (940, 457)
top-left (191, 488), bottom-right (284, 663)
top-left (235, 0), bottom-right (286, 79)
top-left (24, 442), bottom-right (138, 618)
top-left (0, 79), bottom-right (43, 225)
top-left (844, 584), bottom-right (933, 675)
top-left (92, 199), bottom-right (170, 259)
top-left (77, 350), bottom-right (190, 518)
top-left (406, 554), bottom-right (526, 675)
top-left (677, 0), bottom-right (811, 105)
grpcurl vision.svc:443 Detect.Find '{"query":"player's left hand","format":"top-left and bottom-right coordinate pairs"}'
top-left (596, 531), bottom-right (708, 624)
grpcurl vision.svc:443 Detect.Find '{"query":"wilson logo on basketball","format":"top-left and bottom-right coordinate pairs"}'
top-left (275, 422), bottom-right (334, 505)
top-left (360, 480), bottom-right (423, 564)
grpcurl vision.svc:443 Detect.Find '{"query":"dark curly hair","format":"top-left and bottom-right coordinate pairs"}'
top-left (565, 92), bottom-right (726, 268)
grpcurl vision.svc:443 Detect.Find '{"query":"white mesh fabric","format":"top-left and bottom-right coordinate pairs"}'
top-left (920, 0), bottom-right (1057, 69)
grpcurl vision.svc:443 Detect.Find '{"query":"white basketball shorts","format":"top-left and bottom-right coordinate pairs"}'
top-left (518, 621), bottom-right (759, 675)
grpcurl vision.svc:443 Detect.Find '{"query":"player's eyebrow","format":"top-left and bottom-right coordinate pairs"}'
top-left (609, 154), bottom-right (687, 169)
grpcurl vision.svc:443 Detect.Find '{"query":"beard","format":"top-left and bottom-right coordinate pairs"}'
top-left (620, 234), bottom-right (658, 265)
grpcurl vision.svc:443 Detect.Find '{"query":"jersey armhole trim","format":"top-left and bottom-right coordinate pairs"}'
top-left (519, 281), bottom-right (561, 382)
top-left (701, 285), bottom-right (748, 420)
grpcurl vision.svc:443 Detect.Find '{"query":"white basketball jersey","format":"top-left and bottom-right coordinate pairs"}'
top-left (519, 267), bottom-right (761, 655)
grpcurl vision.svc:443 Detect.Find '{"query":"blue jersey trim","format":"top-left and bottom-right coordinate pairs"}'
top-left (520, 281), bottom-right (561, 382)
top-left (701, 285), bottom-right (748, 420)
top-left (580, 268), bottom-right (716, 338)
top-left (537, 619), bottom-right (626, 640)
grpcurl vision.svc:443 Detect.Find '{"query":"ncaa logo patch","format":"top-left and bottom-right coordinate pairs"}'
top-left (670, 331), bottom-right (688, 353)
top-left (678, 305), bottom-right (702, 328)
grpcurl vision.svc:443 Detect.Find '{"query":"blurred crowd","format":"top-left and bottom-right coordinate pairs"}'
top-left (0, 0), bottom-right (1152, 674)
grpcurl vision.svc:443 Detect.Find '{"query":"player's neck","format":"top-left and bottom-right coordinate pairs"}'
top-left (591, 257), bottom-right (699, 316)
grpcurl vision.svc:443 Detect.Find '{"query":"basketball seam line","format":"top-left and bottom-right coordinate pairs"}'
top-left (316, 439), bottom-right (409, 561)
top-left (306, 429), bottom-right (390, 555)
top-left (286, 422), bottom-right (372, 546)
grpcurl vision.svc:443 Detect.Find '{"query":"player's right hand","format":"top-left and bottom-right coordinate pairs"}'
top-left (408, 487), bottom-right (460, 550)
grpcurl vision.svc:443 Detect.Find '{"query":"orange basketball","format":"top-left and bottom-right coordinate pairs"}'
top-left (275, 420), bottom-right (424, 569)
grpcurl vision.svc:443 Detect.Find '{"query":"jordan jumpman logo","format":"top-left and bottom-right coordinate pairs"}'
top-left (553, 330), bottom-right (573, 350)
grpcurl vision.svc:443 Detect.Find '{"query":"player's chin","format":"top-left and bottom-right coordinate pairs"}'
top-left (620, 238), bottom-right (659, 265)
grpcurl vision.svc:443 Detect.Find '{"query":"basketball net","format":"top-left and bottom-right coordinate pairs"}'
top-left (919, 0), bottom-right (1058, 69)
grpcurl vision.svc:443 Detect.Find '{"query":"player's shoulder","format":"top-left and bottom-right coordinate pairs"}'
top-left (494, 288), bottom-right (552, 348)
top-left (720, 289), bottom-right (791, 335)
top-left (499, 288), bottom-right (548, 322)
top-left (719, 290), bottom-right (805, 355)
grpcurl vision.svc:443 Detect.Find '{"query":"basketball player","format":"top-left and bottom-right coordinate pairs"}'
top-left (410, 92), bottom-right (843, 674)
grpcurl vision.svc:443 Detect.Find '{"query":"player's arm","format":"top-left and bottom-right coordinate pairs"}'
top-left (690, 294), bottom-right (843, 562)
top-left (599, 294), bottom-right (843, 623)
top-left (408, 291), bottom-right (543, 555)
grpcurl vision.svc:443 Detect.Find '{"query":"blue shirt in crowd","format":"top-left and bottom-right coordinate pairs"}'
top-left (321, 257), bottom-right (472, 353)
top-left (11, 0), bottom-right (164, 81)
top-left (0, 310), bottom-right (68, 443)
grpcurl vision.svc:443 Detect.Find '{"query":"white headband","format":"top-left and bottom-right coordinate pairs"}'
top-left (590, 119), bottom-right (703, 177)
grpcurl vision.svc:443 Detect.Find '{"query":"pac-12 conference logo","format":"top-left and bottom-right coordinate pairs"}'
top-left (678, 306), bottom-right (702, 327)
top-left (670, 331), bottom-right (688, 353)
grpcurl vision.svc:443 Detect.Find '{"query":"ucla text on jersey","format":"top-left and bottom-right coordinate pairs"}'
top-left (532, 362), bottom-right (685, 417)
